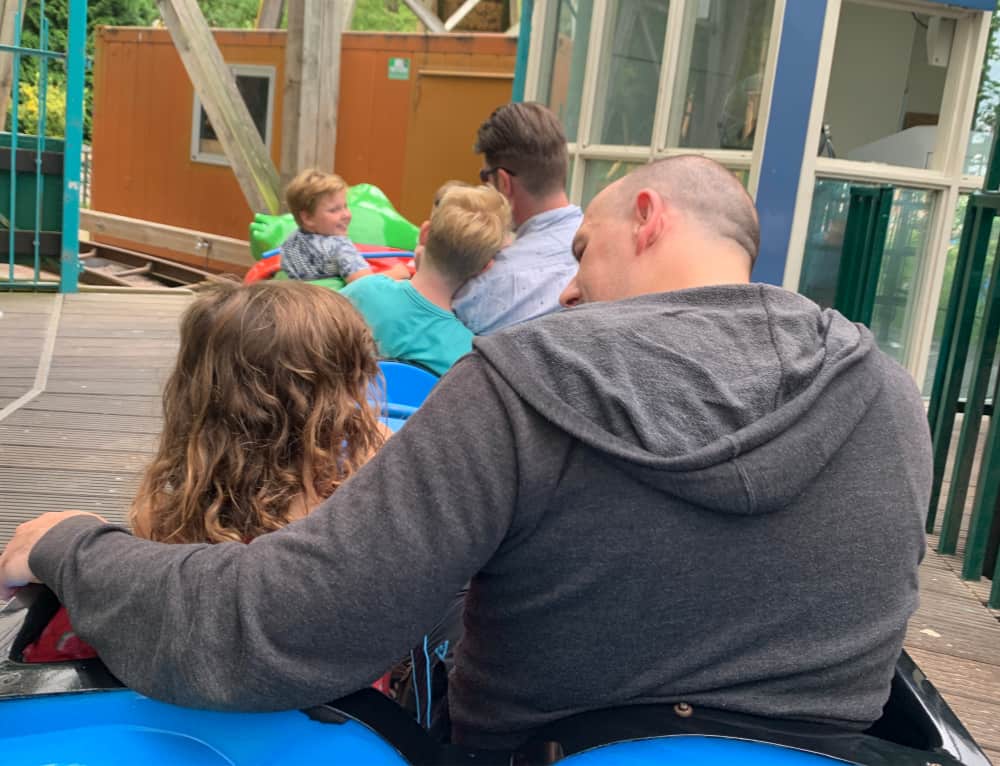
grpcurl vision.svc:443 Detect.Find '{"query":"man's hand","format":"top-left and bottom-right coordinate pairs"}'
top-left (0, 511), bottom-right (107, 600)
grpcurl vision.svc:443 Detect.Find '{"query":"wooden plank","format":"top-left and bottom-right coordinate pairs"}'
top-left (0, 444), bottom-right (151, 472)
top-left (907, 646), bottom-right (1000, 705)
top-left (1, 410), bottom-right (162, 434)
top-left (280, 0), bottom-right (343, 185)
top-left (81, 209), bottom-right (253, 269)
top-left (400, 0), bottom-right (445, 32)
top-left (444, 0), bottom-right (485, 31)
top-left (256, 0), bottom-right (285, 28)
top-left (22, 394), bottom-right (161, 417)
top-left (0, 425), bottom-right (157, 452)
top-left (42, 380), bottom-right (165, 397)
top-left (0, 467), bottom-right (141, 495)
top-left (155, 0), bottom-right (281, 214)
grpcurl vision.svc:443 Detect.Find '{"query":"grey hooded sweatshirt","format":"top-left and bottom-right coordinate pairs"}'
top-left (32, 284), bottom-right (930, 750)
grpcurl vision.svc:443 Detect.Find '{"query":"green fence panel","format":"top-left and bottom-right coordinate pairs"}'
top-left (926, 197), bottom-right (998, 533)
top-left (0, 0), bottom-right (85, 292)
top-left (939, 201), bottom-right (1000, 555)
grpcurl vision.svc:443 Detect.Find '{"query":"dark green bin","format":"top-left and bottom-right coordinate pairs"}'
top-left (0, 132), bottom-right (64, 258)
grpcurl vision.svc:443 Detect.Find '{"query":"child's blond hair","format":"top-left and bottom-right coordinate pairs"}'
top-left (432, 179), bottom-right (471, 209)
top-left (285, 168), bottom-right (348, 227)
top-left (424, 185), bottom-right (511, 287)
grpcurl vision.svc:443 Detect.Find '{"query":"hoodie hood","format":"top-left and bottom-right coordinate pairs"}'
top-left (473, 283), bottom-right (886, 516)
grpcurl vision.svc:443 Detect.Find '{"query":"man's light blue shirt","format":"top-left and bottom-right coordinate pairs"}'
top-left (453, 205), bottom-right (581, 335)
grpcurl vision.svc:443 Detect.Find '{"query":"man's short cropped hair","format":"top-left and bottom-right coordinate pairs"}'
top-left (285, 169), bottom-right (348, 227)
top-left (474, 102), bottom-right (569, 198)
top-left (615, 156), bottom-right (760, 264)
top-left (424, 185), bottom-right (511, 286)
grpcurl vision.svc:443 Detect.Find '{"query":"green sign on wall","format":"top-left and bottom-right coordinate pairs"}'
top-left (388, 57), bottom-right (410, 80)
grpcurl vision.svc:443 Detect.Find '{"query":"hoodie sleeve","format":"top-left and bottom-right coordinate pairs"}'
top-left (29, 355), bottom-right (519, 711)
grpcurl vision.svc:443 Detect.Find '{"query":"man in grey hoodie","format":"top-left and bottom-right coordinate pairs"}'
top-left (0, 156), bottom-right (930, 751)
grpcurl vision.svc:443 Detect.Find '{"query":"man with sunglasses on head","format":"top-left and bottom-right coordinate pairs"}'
top-left (452, 102), bottom-right (582, 335)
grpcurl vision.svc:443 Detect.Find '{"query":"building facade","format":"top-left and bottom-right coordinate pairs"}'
top-left (523, 0), bottom-right (996, 392)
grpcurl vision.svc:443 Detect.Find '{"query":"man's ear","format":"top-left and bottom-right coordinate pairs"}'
top-left (497, 169), bottom-right (515, 199)
top-left (634, 189), bottom-right (665, 254)
top-left (418, 220), bottom-right (431, 246)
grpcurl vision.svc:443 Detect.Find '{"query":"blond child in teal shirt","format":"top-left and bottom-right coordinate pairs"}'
top-left (342, 184), bottom-right (510, 375)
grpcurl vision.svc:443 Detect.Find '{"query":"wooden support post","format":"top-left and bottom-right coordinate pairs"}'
top-left (444, 0), bottom-right (484, 31)
top-left (156, 0), bottom-right (282, 214)
top-left (256, 0), bottom-right (285, 29)
top-left (280, 0), bottom-right (343, 190)
top-left (343, 0), bottom-right (357, 29)
top-left (0, 0), bottom-right (20, 123)
top-left (400, 0), bottom-right (445, 33)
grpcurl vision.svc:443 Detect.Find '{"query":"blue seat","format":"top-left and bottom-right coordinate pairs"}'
top-left (4, 689), bottom-right (408, 766)
top-left (377, 360), bottom-right (439, 413)
top-left (559, 735), bottom-right (846, 765)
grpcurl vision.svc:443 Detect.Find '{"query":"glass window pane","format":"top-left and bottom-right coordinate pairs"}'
top-left (822, 2), bottom-right (948, 168)
top-left (580, 159), bottom-right (643, 207)
top-left (198, 72), bottom-right (271, 157)
top-left (869, 188), bottom-right (934, 364)
top-left (922, 195), bottom-right (1000, 396)
top-left (590, 1), bottom-right (669, 147)
top-left (965, 16), bottom-right (1000, 177)
top-left (799, 179), bottom-right (851, 310)
top-left (538, 0), bottom-right (593, 143)
top-left (579, 159), bottom-right (744, 207)
top-left (668, 0), bottom-right (775, 150)
top-left (799, 179), bottom-right (935, 364)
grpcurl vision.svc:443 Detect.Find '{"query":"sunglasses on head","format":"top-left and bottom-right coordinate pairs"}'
top-left (479, 166), bottom-right (518, 183)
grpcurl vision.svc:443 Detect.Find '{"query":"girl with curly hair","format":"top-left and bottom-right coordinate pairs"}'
top-left (130, 279), bottom-right (387, 543)
top-left (24, 280), bottom-right (389, 661)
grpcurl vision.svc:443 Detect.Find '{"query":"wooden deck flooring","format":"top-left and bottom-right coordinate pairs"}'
top-left (0, 290), bottom-right (999, 762)
top-left (0, 292), bottom-right (184, 537)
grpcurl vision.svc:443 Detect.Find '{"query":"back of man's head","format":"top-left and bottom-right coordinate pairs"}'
top-left (615, 156), bottom-right (760, 265)
top-left (424, 185), bottom-right (511, 288)
top-left (475, 102), bottom-right (568, 199)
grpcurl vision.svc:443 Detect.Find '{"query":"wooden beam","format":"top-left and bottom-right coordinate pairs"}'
top-left (400, 0), bottom-right (445, 33)
top-left (280, 0), bottom-right (343, 189)
top-left (0, 0), bottom-right (20, 122)
top-left (156, 0), bottom-right (281, 214)
top-left (255, 0), bottom-right (285, 29)
top-left (444, 0), bottom-right (483, 32)
top-left (80, 210), bottom-right (254, 269)
top-left (343, 0), bottom-right (357, 29)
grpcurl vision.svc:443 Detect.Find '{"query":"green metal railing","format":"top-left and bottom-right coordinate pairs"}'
top-left (926, 141), bottom-right (1000, 608)
top-left (0, 0), bottom-right (86, 292)
top-left (832, 185), bottom-right (894, 326)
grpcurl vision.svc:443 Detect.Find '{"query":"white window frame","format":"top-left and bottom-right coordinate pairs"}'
top-left (780, 0), bottom-right (990, 386)
top-left (525, 0), bottom-right (784, 206)
top-left (189, 63), bottom-right (276, 167)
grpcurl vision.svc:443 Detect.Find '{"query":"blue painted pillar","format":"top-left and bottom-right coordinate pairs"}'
top-left (752, 0), bottom-right (828, 286)
top-left (60, 0), bottom-right (87, 293)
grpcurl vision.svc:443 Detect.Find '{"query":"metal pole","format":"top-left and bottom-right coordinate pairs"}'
top-left (59, 0), bottom-right (85, 293)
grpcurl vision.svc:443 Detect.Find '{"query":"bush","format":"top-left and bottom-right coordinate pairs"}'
top-left (5, 77), bottom-right (67, 138)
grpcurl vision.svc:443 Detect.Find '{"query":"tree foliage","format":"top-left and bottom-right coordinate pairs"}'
top-left (351, 0), bottom-right (419, 33)
top-left (972, 3), bottom-right (1000, 132)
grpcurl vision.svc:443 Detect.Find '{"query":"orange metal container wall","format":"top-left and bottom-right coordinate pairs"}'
top-left (90, 28), bottom-right (516, 248)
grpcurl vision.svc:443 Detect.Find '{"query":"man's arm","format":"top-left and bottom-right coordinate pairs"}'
top-left (24, 357), bottom-right (519, 711)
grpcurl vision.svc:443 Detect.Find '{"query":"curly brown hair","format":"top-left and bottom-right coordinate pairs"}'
top-left (130, 280), bottom-right (385, 544)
